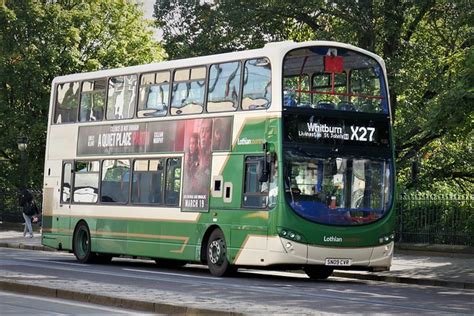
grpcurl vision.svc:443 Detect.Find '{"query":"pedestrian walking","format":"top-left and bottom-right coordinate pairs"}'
top-left (19, 189), bottom-right (38, 238)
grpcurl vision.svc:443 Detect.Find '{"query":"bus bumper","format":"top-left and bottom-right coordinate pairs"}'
top-left (234, 236), bottom-right (393, 270)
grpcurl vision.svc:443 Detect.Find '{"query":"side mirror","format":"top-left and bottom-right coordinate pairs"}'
top-left (331, 159), bottom-right (338, 174)
top-left (266, 152), bottom-right (276, 164)
top-left (257, 159), bottom-right (269, 182)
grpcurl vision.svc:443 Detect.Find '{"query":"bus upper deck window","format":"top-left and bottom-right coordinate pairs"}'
top-left (283, 75), bottom-right (310, 107)
top-left (171, 67), bottom-right (206, 116)
top-left (79, 79), bottom-right (106, 122)
top-left (55, 82), bottom-right (80, 124)
top-left (242, 58), bottom-right (271, 111)
top-left (312, 72), bottom-right (347, 109)
top-left (107, 75), bottom-right (138, 120)
top-left (138, 71), bottom-right (170, 118)
top-left (350, 68), bottom-right (383, 113)
top-left (283, 47), bottom-right (388, 114)
top-left (207, 61), bottom-right (241, 113)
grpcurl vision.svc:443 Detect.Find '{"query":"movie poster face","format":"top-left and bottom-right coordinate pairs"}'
top-left (77, 117), bottom-right (233, 212)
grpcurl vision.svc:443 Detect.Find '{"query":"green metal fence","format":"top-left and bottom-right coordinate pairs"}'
top-left (396, 193), bottom-right (474, 246)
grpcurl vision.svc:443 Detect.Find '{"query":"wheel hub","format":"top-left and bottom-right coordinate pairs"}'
top-left (209, 239), bottom-right (225, 265)
top-left (77, 229), bottom-right (89, 258)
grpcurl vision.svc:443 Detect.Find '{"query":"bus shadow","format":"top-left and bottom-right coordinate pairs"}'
top-left (106, 257), bottom-right (363, 286)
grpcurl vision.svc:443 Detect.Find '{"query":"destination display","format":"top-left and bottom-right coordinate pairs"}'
top-left (77, 117), bottom-right (233, 212)
top-left (283, 113), bottom-right (390, 147)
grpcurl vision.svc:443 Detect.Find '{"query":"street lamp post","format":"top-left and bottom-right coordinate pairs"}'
top-left (17, 136), bottom-right (28, 191)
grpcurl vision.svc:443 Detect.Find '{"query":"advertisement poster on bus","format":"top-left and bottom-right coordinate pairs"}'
top-left (77, 117), bottom-right (233, 211)
top-left (77, 121), bottom-right (185, 155)
top-left (181, 117), bottom-right (232, 212)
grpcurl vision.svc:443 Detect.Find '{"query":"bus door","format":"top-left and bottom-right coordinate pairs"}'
top-left (211, 154), bottom-right (269, 257)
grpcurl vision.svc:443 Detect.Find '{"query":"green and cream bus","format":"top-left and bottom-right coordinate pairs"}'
top-left (42, 41), bottom-right (395, 278)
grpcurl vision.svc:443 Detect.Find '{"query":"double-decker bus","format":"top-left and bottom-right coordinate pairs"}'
top-left (42, 41), bottom-right (395, 278)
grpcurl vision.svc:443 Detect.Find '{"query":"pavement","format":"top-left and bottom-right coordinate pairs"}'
top-left (0, 223), bottom-right (473, 314)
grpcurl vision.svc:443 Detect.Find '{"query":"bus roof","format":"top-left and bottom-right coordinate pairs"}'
top-left (52, 40), bottom-right (385, 84)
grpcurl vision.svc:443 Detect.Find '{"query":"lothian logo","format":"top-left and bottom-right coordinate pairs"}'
top-left (324, 236), bottom-right (343, 242)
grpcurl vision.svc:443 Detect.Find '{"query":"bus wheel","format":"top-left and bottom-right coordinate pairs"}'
top-left (73, 222), bottom-right (96, 263)
top-left (304, 266), bottom-right (333, 280)
top-left (207, 229), bottom-right (235, 277)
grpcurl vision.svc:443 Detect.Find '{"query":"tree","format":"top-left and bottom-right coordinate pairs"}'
top-left (0, 0), bottom-right (164, 194)
top-left (155, 0), bottom-right (473, 192)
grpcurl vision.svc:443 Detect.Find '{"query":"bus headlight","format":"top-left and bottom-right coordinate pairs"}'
top-left (278, 227), bottom-right (305, 242)
top-left (378, 232), bottom-right (395, 244)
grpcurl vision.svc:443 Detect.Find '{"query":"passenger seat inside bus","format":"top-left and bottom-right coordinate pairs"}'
top-left (337, 101), bottom-right (356, 111)
top-left (101, 181), bottom-right (126, 203)
top-left (283, 94), bottom-right (297, 107)
top-left (316, 100), bottom-right (336, 110)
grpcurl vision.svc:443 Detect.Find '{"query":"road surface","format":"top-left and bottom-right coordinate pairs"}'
top-left (0, 248), bottom-right (472, 314)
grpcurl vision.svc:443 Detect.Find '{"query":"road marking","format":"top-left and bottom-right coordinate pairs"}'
top-left (325, 288), bottom-right (405, 299)
top-left (437, 290), bottom-right (474, 296)
top-left (123, 268), bottom-right (222, 280)
top-left (15, 257), bottom-right (90, 267)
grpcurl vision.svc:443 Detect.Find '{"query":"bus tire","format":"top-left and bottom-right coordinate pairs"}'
top-left (73, 222), bottom-right (96, 264)
top-left (207, 229), bottom-right (235, 277)
top-left (304, 266), bottom-right (333, 280)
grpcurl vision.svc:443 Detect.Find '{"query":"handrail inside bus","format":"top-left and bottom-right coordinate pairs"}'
top-left (287, 89), bottom-right (384, 100)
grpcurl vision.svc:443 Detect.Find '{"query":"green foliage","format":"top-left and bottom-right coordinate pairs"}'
top-left (394, 2), bottom-right (473, 192)
top-left (155, 0), bottom-right (473, 193)
top-left (0, 0), bottom-right (163, 193)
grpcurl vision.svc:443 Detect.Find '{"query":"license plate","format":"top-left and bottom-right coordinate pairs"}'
top-left (325, 258), bottom-right (352, 266)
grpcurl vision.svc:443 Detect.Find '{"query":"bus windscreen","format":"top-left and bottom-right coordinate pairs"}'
top-left (283, 46), bottom-right (388, 113)
top-left (284, 151), bottom-right (393, 226)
